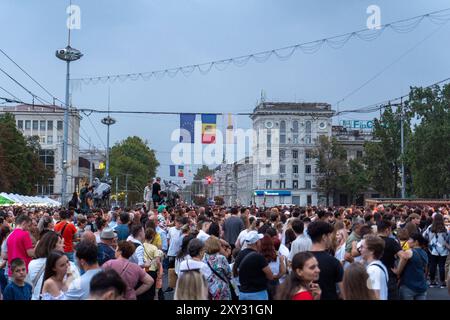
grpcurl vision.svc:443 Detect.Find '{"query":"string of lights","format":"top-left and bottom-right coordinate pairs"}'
top-left (71, 8), bottom-right (450, 86)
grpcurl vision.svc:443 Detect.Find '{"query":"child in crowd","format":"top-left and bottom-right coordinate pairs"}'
top-left (3, 258), bottom-right (32, 300)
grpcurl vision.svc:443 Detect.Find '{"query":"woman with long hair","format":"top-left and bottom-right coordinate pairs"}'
top-left (41, 250), bottom-right (74, 300)
top-left (260, 234), bottom-right (286, 299)
top-left (342, 262), bottom-right (377, 300)
top-left (27, 231), bottom-right (80, 300)
top-left (423, 213), bottom-right (450, 288)
top-left (175, 233), bottom-right (196, 276)
top-left (275, 252), bottom-right (320, 300)
top-left (174, 270), bottom-right (209, 300)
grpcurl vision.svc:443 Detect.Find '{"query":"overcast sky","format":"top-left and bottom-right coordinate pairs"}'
top-left (1, 0), bottom-right (449, 180)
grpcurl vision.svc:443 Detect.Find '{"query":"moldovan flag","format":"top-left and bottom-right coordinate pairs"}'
top-left (178, 165), bottom-right (184, 177)
top-left (169, 165), bottom-right (176, 177)
top-left (180, 113), bottom-right (196, 143)
top-left (201, 114), bottom-right (216, 144)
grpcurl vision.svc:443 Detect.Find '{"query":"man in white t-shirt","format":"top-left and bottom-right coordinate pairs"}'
top-left (167, 217), bottom-right (183, 268)
top-left (196, 220), bottom-right (211, 243)
top-left (360, 234), bottom-right (389, 300)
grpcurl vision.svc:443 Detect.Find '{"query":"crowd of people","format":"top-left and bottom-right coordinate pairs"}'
top-left (0, 197), bottom-right (449, 300)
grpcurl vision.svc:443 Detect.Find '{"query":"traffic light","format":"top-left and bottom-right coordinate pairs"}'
top-left (207, 176), bottom-right (212, 185)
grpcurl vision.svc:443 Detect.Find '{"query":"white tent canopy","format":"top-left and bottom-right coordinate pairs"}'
top-left (0, 192), bottom-right (61, 207)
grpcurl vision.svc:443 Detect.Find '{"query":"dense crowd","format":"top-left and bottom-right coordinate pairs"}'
top-left (0, 197), bottom-right (450, 300)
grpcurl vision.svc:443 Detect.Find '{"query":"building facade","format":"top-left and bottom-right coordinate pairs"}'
top-left (250, 102), bottom-right (334, 206)
top-left (1, 104), bottom-right (80, 201)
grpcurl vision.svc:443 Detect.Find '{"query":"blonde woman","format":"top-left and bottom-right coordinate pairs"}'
top-left (174, 269), bottom-right (209, 300)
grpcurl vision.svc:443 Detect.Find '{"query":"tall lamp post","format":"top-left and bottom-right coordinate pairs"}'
top-left (101, 115), bottom-right (116, 180)
top-left (55, 45), bottom-right (83, 206)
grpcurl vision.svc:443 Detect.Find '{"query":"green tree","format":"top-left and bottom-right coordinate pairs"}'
top-left (314, 136), bottom-right (348, 206)
top-left (363, 106), bottom-right (412, 197)
top-left (0, 113), bottom-right (53, 194)
top-left (341, 159), bottom-right (370, 204)
top-left (406, 84), bottom-right (450, 198)
top-left (109, 136), bottom-right (159, 206)
top-left (194, 165), bottom-right (214, 180)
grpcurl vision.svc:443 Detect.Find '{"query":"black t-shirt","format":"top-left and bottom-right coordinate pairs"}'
top-left (380, 236), bottom-right (402, 277)
top-left (235, 248), bottom-right (268, 293)
top-left (152, 183), bottom-right (161, 197)
top-left (310, 250), bottom-right (343, 300)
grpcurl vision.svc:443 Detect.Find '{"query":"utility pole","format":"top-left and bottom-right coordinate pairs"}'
top-left (101, 87), bottom-right (116, 181)
top-left (115, 176), bottom-right (119, 207)
top-left (124, 173), bottom-right (130, 208)
top-left (400, 98), bottom-right (406, 199)
top-left (89, 139), bottom-right (94, 185)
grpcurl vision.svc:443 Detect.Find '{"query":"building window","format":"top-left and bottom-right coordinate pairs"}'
top-left (267, 149), bottom-right (271, 158)
top-left (293, 134), bottom-right (298, 144)
top-left (47, 135), bottom-right (53, 144)
top-left (280, 120), bottom-right (286, 133)
top-left (280, 164), bottom-right (286, 174)
top-left (17, 120), bottom-right (23, 129)
top-left (305, 150), bottom-right (311, 159)
top-left (305, 121), bottom-right (311, 134)
top-left (267, 132), bottom-right (271, 145)
top-left (292, 149), bottom-right (298, 159)
top-left (25, 120), bottom-right (31, 130)
top-left (280, 134), bottom-right (286, 144)
top-left (39, 149), bottom-right (55, 171)
top-left (32, 120), bottom-right (38, 130)
top-left (47, 178), bottom-right (54, 194)
top-left (357, 150), bottom-right (363, 158)
top-left (57, 121), bottom-right (63, 130)
top-left (280, 149), bottom-right (285, 160)
top-left (57, 135), bottom-right (63, 143)
top-left (293, 165), bottom-right (298, 174)
top-left (266, 180), bottom-right (272, 189)
top-left (305, 165), bottom-right (311, 174)
top-left (47, 120), bottom-right (53, 130)
top-left (305, 180), bottom-right (311, 189)
top-left (305, 136), bottom-right (312, 144)
top-left (40, 136), bottom-right (46, 144)
top-left (280, 180), bottom-right (286, 189)
top-left (307, 195), bottom-right (312, 205)
top-left (293, 180), bottom-right (298, 189)
top-left (293, 121), bottom-right (299, 132)
top-left (40, 120), bottom-right (46, 131)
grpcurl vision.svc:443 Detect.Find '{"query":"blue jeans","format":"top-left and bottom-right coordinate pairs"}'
top-left (0, 268), bottom-right (8, 294)
top-left (239, 290), bottom-right (268, 300)
top-left (399, 285), bottom-right (427, 300)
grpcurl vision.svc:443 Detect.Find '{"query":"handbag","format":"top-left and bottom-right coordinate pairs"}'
top-left (206, 261), bottom-right (238, 301)
top-left (168, 268), bottom-right (178, 289)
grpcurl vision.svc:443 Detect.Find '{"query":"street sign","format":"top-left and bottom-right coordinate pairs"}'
top-left (340, 120), bottom-right (373, 130)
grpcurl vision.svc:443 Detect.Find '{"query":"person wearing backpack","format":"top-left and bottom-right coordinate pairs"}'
top-left (360, 234), bottom-right (389, 300)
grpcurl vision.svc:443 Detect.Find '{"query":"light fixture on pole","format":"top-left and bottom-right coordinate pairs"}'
top-left (56, 41), bottom-right (83, 206)
top-left (101, 107), bottom-right (116, 181)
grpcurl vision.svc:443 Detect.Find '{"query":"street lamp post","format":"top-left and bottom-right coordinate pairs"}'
top-left (101, 115), bottom-right (116, 180)
top-left (56, 45), bottom-right (83, 206)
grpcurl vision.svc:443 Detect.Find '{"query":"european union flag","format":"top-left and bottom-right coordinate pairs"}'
top-left (169, 165), bottom-right (176, 177)
top-left (180, 113), bottom-right (196, 143)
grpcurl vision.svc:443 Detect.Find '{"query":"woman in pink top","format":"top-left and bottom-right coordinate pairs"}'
top-left (6, 214), bottom-right (34, 276)
top-left (275, 252), bottom-right (321, 300)
top-left (102, 241), bottom-right (153, 300)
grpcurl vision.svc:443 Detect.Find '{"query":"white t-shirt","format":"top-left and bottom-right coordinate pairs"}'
top-left (167, 227), bottom-right (182, 257)
top-left (236, 229), bottom-right (250, 249)
top-left (178, 259), bottom-right (211, 278)
top-left (335, 245), bottom-right (346, 264)
top-left (196, 230), bottom-right (210, 243)
top-left (366, 260), bottom-right (389, 300)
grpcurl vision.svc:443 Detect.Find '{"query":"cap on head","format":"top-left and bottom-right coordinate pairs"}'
top-left (244, 230), bottom-right (264, 244)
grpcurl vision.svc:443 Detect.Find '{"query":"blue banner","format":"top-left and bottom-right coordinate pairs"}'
top-left (180, 113), bottom-right (196, 143)
top-left (169, 165), bottom-right (176, 177)
top-left (254, 190), bottom-right (292, 196)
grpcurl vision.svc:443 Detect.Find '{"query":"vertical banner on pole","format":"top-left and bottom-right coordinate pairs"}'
top-left (180, 113), bottom-right (196, 143)
top-left (178, 165), bottom-right (184, 177)
top-left (169, 165), bottom-right (176, 177)
top-left (201, 114), bottom-right (217, 144)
